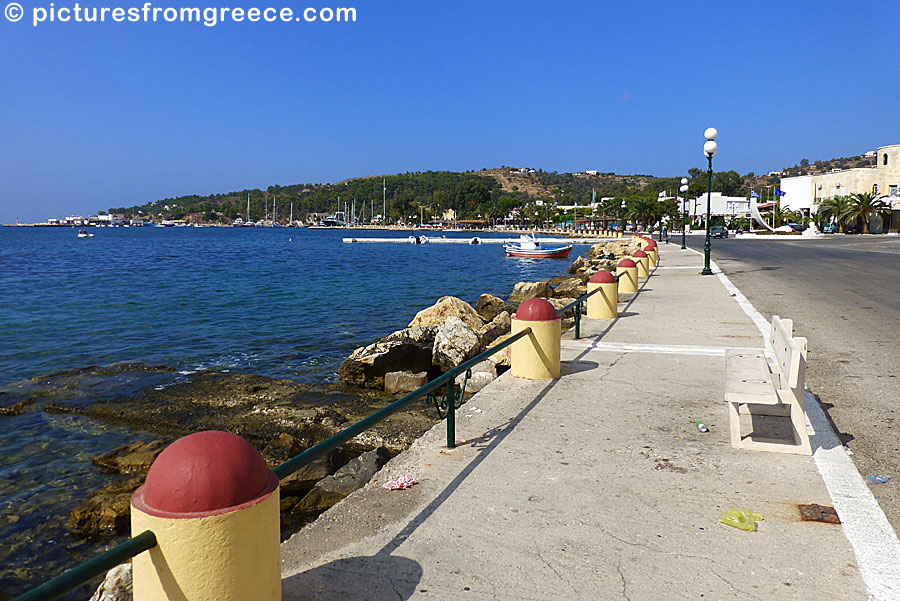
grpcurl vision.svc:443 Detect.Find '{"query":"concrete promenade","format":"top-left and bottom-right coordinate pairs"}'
top-left (280, 244), bottom-right (899, 600)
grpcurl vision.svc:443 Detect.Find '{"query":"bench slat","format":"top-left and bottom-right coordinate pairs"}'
top-left (725, 350), bottom-right (779, 405)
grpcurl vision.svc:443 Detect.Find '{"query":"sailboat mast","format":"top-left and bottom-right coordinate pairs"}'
top-left (383, 177), bottom-right (386, 226)
top-left (247, 193), bottom-right (250, 223)
top-left (289, 201), bottom-right (293, 226)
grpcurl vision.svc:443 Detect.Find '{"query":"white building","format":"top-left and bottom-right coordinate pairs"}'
top-left (779, 144), bottom-right (900, 214)
top-left (685, 193), bottom-right (750, 220)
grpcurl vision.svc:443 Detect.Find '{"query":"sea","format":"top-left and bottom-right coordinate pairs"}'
top-left (0, 225), bottom-right (591, 599)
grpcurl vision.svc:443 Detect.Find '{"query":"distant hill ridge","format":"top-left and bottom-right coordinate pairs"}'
top-left (106, 151), bottom-right (873, 223)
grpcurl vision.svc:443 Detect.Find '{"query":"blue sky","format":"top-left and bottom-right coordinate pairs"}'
top-left (1, 0), bottom-right (898, 223)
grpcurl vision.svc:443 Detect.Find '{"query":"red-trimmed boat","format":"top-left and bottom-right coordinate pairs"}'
top-left (504, 234), bottom-right (572, 259)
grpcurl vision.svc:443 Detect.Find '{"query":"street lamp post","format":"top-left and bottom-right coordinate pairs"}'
top-left (657, 191), bottom-right (666, 242)
top-left (679, 178), bottom-right (689, 249)
top-left (701, 128), bottom-right (717, 276)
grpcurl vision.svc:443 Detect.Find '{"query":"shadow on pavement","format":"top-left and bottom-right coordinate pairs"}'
top-left (372, 380), bottom-right (557, 559)
top-left (282, 555), bottom-right (423, 600)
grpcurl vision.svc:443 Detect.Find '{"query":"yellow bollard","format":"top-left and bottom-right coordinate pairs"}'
top-left (587, 270), bottom-right (618, 319)
top-left (633, 250), bottom-right (650, 278)
top-left (617, 258), bottom-right (639, 294)
top-left (644, 242), bottom-right (658, 267)
top-left (638, 237), bottom-right (651, 250)
top-left (510, 298), bottom-right (560, 379)
top-left (132, 431), bottom-right (281, 601)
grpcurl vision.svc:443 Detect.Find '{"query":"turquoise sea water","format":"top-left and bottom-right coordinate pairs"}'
top-left (0, 226), bottom-right (589, 597)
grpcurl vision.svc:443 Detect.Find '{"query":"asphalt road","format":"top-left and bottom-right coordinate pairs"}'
top-left (678, 232), bottom-right (900, 532)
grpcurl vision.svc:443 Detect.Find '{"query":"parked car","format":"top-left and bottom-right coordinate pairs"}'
top-left (787, 222), bottom-right (805, 232)
top-left (822, 222), bottom-right (838, 234)
top-left (710, 226), bottom-right (728, 238)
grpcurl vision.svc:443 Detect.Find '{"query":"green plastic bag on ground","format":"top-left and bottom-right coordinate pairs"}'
top-left (718, 507), bottom-right (764, 532)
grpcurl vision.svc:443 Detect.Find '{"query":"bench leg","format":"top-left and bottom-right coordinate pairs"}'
top-left (727, 394), bottom-right (812, 455)
top-left (782, 389), bottom-right (812, 455)
top-left (728, 400), bottom-right (743, 449)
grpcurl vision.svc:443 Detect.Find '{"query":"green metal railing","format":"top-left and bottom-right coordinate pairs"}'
top-left (558, 272), bottom-right (624, 339)
top-left (275, 325), bottom-right (532, 475)
top-left (13, 327), bottom-right (532, 601)
top-left (18, 261), bottom-right (647, 601)
top-left (12, 530), bottom-right (157, 601)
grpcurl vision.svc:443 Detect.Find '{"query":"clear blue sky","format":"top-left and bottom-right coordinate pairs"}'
top-left (1, 0), bottom-right (898, 223)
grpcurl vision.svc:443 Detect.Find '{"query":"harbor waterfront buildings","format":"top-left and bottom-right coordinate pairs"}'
top-left (779, 144), bottom-right (900, 228)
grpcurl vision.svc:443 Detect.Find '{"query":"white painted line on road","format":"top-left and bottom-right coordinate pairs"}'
top-left (686, 246), bottom-right (900, 601)
top-left (654, 265), bottom-right (706, 270)
top-left (561, 340), bottom-right (761, 356)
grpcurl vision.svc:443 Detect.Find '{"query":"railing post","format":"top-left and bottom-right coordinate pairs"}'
top-left (446, 380), bottom-right (457, 449)
top-left (131, 431), bottom-right (281, 601)
top-left (574, 302), bottom-right (581, 339)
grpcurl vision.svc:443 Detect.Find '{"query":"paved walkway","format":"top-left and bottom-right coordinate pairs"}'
top-left (280, 243), bottom-right (899, 600)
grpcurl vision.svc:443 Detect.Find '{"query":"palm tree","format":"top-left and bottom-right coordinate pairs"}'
top-left (625, 197), bottom-right (656, 232)
top-left (818, 195), bottom-right (853, 232)
top-left (846, 192), bottom-right (891, 233)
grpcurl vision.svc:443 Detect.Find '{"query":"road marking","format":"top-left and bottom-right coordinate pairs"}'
top-left (653, 265), bottom-right (708, 270)
top-left (562, 340), bottom-right (761, 356)
top-left (685, 246), bottom-right (900, 601)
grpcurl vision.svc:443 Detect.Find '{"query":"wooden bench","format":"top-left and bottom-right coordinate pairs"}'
top-left (725, 315), bottom-right (811, 455)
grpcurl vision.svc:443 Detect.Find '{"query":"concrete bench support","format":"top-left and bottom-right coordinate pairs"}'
top-left (725, 316), bottom-right (811, 455)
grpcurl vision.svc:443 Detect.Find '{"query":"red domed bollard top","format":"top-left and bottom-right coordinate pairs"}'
top-left (134, 430), bottom-right (279, 517)
top-left (645, 240), bottom-right (657, 249)
top-left (516, 297), bottom-right (558, 321)
top-left (618, 258), bottom-right (636, 269)
top-left (589, 270), bottom-right (616, 284)
top-left (633, 250), bottom-right (647, 258)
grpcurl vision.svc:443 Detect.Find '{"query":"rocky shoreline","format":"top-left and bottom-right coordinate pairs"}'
top-left (0, 237), bottom-right (640, 600)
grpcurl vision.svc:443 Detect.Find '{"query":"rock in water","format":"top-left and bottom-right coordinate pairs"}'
top-left (89, 563), bottom-right (132, 601)
top-left (474, 294), bottom-right (515, 322)
top-left (384, 371), bottom-right (429, 394)
top-left (292, 447), bottom-right (390, 514)
top-left (93, 439), bottom-right (168, 474)
top-left (567, 256), bottom-right (588, 275)
top-left (478, 311), bottom-right (510, 348)
top-left (338, 326), bottom-right (436, 389)
top-left (508, 281), bottom-right (553, 304)
top-left (408, 296), bottom-right (483, 332)
top-left (68, 476), bottom-right (144, 537)
top-left (432, 316), bottom-right (481, 371)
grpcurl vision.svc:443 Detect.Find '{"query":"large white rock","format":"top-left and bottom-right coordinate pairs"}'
top-left (409, 296), bottom-right (483, 332)
top-left (432, 316), bottom-right (481, 371)
top-left (89, 563), bottom-right (132, 601)
top-left (508, 281), bottom-right (553, 304)
top-left (478, 310), bottom-right (511, 348)
top-left (457, 371), bottom-right (496, 393)
top-left (384, 371), bottom-right (429, 394)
